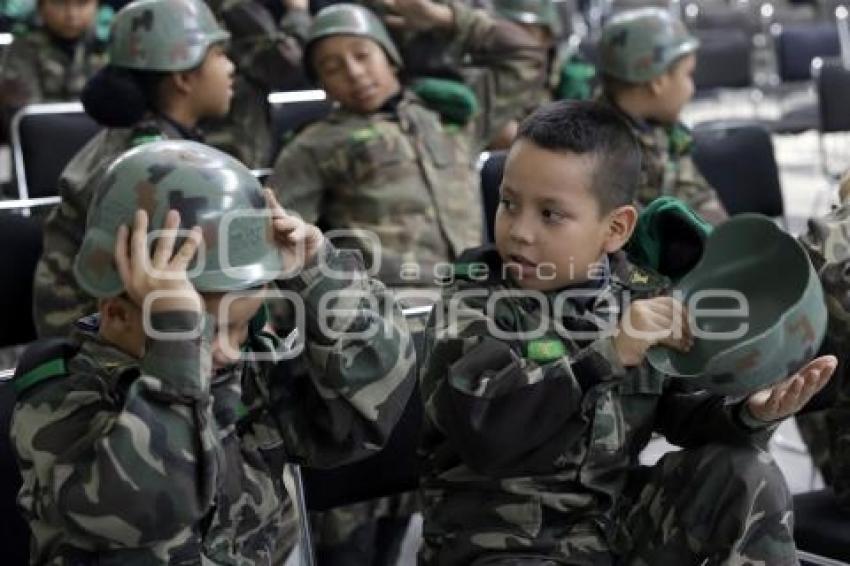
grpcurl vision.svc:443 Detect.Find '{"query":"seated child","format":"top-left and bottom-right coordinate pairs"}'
top-left (596, 8), bottom-right (728, 225)
top-left (418, 100), bottom-right (836, 565)
top-left (12, 140), bottom-right (416, 563)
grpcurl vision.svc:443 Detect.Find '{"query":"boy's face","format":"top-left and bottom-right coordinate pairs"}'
top-left (646, 53), bottom-right (696, 124)
top-left (494, 139), bottom-right (627, 292)
top-left (185, 44), bottom-right (235, 119)
top-left (101, 289), bottom-right (264, 372)
top-left (39, 0), bottom-right (98, 41)
top-left (312, 34), bottom-right (401, 114)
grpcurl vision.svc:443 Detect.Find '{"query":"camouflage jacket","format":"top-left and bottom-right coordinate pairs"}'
top-left (419, 245), bottom-right (774, 564)
top-left (33, 115), bottom-right (200, 339)
top-left (598, 96), bottom-right (728, 225)
top-left (13, 244), bottom-right (417, 564)
top-left (269, 1), bottom-right (546, 288)
top-left (799, 204), bottom-right (850, 510)
top-left (0, 27), bottom-right (107, 138)
top-left (202, 1), bottom-right (311, 168)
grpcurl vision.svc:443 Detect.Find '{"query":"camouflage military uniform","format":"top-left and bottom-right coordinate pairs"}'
top-left (32, 115), bottom-right (200, 338)
top-left (269, 1), bottom-right (546, 288)
top-left (202, 0), bottom-right (310, 168)
top-left (12, 243), bottom-right (417, 564)
top-left (0, 27), bottom-right (107, 138)
top-left (799, 204), bottom-right (850, 509)
top-left (419, 245), bottom-right (793, 565)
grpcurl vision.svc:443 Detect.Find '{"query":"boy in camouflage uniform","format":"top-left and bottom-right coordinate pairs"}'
top-left (596, 8), bottom-right (728, 225)
top-left (33, 0), bottom-right (235, 338)
top-left (0, 0), bottom-right (107, 140)
top-left (269, 0), bottom-right (545, 288)
top-left (418, 100), bottom-right (836, 564)
top-left (11, 140), bottom-right (416, 564)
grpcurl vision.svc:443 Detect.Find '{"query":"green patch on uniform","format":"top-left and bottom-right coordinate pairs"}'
top-left (412, 78), bottom-right (479, 126)
top-left (350, 127), bottom-right (379, 144)
top-left (13, 358), bottom-right (67, 395)
top-left (526, 339), bottom-right (567, 363)
top-left (131, 133), bottom-right (166, 147)
top-left (667, 123), bottom-right (693, 156)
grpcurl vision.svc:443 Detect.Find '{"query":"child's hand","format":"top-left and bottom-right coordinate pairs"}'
top-left (746, 355), bottom-right (837, 422)
top-left (613, 297), bottom-right (692, 367)
top-left (115, 209), bottom-right (203, 314)
top-left (264, 189), bottom-right (324, 272)
top-left (382, 0), bottom-right (453, 31)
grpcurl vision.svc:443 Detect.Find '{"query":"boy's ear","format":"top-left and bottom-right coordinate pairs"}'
top-left (647, 73), bottom-right (667, 97)
top-left (170, 70), bottom-right (194, 96)
top-left (603, 204), bottom-right (638, 253)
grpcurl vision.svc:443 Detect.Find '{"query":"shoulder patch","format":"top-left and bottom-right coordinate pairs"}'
top-left (131, 133), bottom-right (165, 147)
top-left (13, 357), bottom-right (67, 395)
top-left (526, 339), bottom-right (567, 363)
top-left (349, 127), bottom-right (378, 144)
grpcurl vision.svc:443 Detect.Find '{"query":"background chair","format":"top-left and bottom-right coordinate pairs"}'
top-left (692, 28), bottom-right (754, 93)
top-left (774, 21), bottom-right (841, 83)
top-left (0, 211), bottom-right (43, 350)
top-left (813, 56), bottom-right (850, 178)
top-left (10, 102), bottom-right (101, 204)
top-left (267, 90), bottom-right (333, 162)
top-left (794, 489), bottom-right (850, 565)
top-left (480, 151), bottom-right (507, 244)
top-left (692, 120), bottom-right (786, 223)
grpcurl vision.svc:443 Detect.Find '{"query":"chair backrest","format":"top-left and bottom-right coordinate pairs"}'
top-left (300, 305), bottom-right (433, 511)
top-left (692, 121), bottom-right (785, 219)
top-left (11, 102), bottom-right (102, 200)
top-left (0, 378), bottom-right (29, 566)
top-left (815, 57), bottom-right (850, 134)
top-left (693, 28), bottom-right (753, 91)
top-left (480, 151), bottom-right (507, 244)
top-left (775, 21), bottom-right (840, 82)
top-left (268, 90), bottom-right (333, 161)
top-left (0, 213), bottom-right (43, 348)
top-left (793, 489), bottom-right (850, 562)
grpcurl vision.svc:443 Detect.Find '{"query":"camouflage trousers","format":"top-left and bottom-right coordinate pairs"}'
top-left (466, 444), bottom-right (796, 566)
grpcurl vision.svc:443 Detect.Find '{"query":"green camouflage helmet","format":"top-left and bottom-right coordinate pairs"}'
top-left (493, 0), bottom-right (560, 35)
top-left (646, 214), bottom-right (827, 397)
top-left (598, 7), bottom-right (699, 83)
top-left (108, 0), bottom-right (230, 71)
top-left (74, 140), bottom-right (283, 298)
top-left (304, 3), bottom-right (402, 79)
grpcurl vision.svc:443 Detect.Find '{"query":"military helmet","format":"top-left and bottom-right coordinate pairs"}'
top-left (74, 140), bottom-right (283, 298)
top-left (493, 0), bottom-right (560, 35)
top-left (304, 3), bottom-right (402, 79)
top-left (598, 7), bottom-right (699, 83)
top-left (108, 0), bottom-right (230, 72)
top-left (646, 214), bottom-right (827, 397)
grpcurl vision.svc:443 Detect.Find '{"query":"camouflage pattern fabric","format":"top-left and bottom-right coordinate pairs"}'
top-left (0, 27), bottom-right (107, 138)
top-left (601, 98), bottom-right (728, 225)
top-left (799, 202), bottom-right (850, 510)
top-left (32, 116), bottom-right (195, 338)
top-left (202, 0), bottom-right (311, 168)
top-left (418, 245), bottom-right (791, 565)
top-left (269, 1), bottom-right (546, 288)
top-left (12, 243), bottom-right (417, 564)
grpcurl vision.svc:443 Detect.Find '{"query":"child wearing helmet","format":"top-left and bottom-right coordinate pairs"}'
top-left (596, 7), bottom-right (728, 225)
top-left (33, 0), bottom-right (236, 338)
top-left (0, 0), bottom-right (107, 140)
top-left (268, 0), bottom-right (545, 290)
top-left (418, 100), bottom-right (836, 565)
top-left (11, 140), bottom-right (416, 564)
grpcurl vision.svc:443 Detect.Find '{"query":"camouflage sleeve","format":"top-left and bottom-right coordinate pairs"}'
top-left (445, 1), bottom-right (547, 151)
top-left (654, 387), bottom-right (778, 449)
top-left (420, 294), bottom-right (627, 475)
top-left (11, 312), bottom-right (220, 547)
top-left (0, 37), bottom-right (41, 136)
top-left (269, 136), bottom-right (324, 224)
top-left (32, 144), bottom-right (111, 338)
top-left (218, 1), bottom-right (307, 92)
top-left (673, 152), bottom-right (728, 226)
top-left (263, 243), bottom-right (417, 468)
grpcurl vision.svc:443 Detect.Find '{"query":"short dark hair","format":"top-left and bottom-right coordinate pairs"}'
top-left (515, 100), bottom-right (641, 213)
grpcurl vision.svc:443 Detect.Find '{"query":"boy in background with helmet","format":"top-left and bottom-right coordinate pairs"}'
top-left (269, 0), bottom-right (545, 289)
top-left (11, 140), bottom-right (416, 564)
top-left (596, 7), bottom-right (728, 225)
top-left (33, 0), bottom-right (235, 338)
